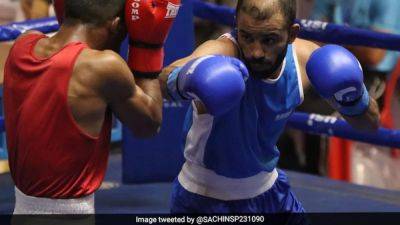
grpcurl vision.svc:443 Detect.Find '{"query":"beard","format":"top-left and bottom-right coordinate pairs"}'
top-left (244, 43), bottom-right (289, 80)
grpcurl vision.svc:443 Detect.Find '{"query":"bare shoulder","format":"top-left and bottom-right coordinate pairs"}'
top-left (74, 49), bottom-right (134, 97)
top-left (192, 38), bottom-right (238, 58)
top-left (293, 38), bottom-right (320, 64)
top-left (167, 37), bottom-right (239, 69)
top-left (77, 49), bottom-right (130, 80)
top-left (78, 49), bottom-right (124, 70)
top-left (293, 38), bottom-right (321, 90)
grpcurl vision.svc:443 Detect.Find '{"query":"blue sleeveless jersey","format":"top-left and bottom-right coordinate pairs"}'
top-left (182, 34), bottom-right (304, 179)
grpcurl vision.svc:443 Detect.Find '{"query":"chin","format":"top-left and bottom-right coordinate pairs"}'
top-left (248, 67), bottom-right (274, 79)
top-left (249, 71), bottom-right (272, 79)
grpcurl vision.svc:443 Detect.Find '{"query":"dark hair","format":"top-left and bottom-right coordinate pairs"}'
top-left (64, 0), bottom-right (125, 25)
top-left (236, 0), bottom-right (297, 27)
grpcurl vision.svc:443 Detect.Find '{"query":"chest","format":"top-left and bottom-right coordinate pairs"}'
top-left (238, 74), bottom-right (301, 135)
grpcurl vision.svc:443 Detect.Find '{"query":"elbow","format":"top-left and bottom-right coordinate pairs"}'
top-left (358, 120), bottom-right (380, 132)
top-left (347, 119), bottom-right (379, 132)
top-left (132, 114), bottom-right (162, 138)
top-left (147, 116), bottom-right (162, 137)
top-left (364, 99), bottom-right (381, 132)
top-left (132, 121), bottom-right (162, 138)
top-left (344, 110), bottom-right (380, 132)
top-left (366, 114), bottom-right (380, 132)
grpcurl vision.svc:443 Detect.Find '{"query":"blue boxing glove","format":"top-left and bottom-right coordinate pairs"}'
top-left (167, 55), bottom-right (249, 116)
top-left (306, 45), bottom-right (370, 116)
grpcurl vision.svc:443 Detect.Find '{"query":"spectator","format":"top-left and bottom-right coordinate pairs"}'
top-left (20, 0), bottom-right (52, 20)
top-left (297, 0), bottom-right (315, 19)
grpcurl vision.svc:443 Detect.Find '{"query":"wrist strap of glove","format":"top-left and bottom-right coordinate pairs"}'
top-left (129, 39), bottom-right (163, 49)
top-left (132, 70), bottom-right (160, 79)
top-left (127, 45), bottom-right (164, 75)
top-left (167, 67), bottom-right (189, 101)
top-left (334, 84), bottom-right (370, 117)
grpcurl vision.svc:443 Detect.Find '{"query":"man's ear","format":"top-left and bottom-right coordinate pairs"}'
top-left (288, 23), bottom-right (300, 44)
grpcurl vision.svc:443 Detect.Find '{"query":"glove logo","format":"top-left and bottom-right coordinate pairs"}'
top-left (334, 87), bottom-right (357, 102)
top-left (130, 0), bottom-right (141, 21)
top-left (165, 2), bottom-right (180, 19)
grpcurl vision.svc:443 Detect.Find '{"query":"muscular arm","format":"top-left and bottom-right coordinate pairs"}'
top-left (295, 39), bottom-right (380, 131)
top-left (96, 51), bottom-right (162, 138)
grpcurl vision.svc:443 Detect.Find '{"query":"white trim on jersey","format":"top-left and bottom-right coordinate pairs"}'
top-left (262, 59), bottom-right (287, 84)
top-left (292, 45), bottom-right (305, 103)
top-left (178, 162), bottom-right (278, 201)
top-left (183, 102), bottom-right (214, 166)
top-left (218, 32), bottom-right (244, 58)
top-left (13, 187), bottom-right (95, 214)
top-left (218, 32), bottom-right (238, 45)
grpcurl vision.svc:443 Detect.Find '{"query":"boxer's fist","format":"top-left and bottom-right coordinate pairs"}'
top-left (53, 0), bottom-right (64, 24)
top-left (306, 45), bottom-right (370, 116)
top-left (125, 0), bottom-right (181, 76)
top-left (168, 55), bottom-right (248, 116)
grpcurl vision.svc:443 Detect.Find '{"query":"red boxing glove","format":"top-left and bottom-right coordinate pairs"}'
top-left (53, 0), bottom-right (64, 24)
top-left (125, 0), bottom-right (181, 77)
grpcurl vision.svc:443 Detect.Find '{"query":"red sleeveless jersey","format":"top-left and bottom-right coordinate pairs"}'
top-left (4, 33), bottom-right (112, 198)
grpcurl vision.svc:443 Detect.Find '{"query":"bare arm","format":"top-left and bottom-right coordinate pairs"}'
top-left (96, 51), bottom-right (162, 138)
top-left (294, 38), bottom-right (380, 131)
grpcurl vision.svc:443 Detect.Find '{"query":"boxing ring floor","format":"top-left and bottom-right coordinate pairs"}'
top-left (1, 152), bottom-right (400, 214)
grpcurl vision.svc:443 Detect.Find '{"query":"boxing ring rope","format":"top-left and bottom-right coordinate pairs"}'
top-left (1, 3), bottom-right (400, 148)
top-left (290, 113), bottom-right (400, 148)
top-left (0, 17), bottom-right (58, 42)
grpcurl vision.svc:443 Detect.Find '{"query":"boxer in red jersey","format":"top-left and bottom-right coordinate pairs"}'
top-left (4, 0), bottom-right (179, 214)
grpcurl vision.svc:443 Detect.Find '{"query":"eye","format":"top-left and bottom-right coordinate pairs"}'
top-left (240, 33), bottom-right (254, 42)
top-left (262, 36), bottom-right (278, 45)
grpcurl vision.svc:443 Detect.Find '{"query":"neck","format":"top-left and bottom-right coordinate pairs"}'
top-left (51, 23), bottom-right (107, 50)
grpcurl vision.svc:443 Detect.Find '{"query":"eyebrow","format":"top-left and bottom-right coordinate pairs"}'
top-left (239, 29), bottom-right (281, 37)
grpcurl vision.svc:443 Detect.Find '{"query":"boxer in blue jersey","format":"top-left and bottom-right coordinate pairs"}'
top-left (159, 0), bottom-right (380, 216)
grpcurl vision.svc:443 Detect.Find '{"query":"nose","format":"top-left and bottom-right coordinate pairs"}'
top-left (249, 41), bottom-right (265, 59)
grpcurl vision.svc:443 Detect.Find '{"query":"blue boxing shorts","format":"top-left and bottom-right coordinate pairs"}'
top-left (170, 169), bottom-right (305, 214)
